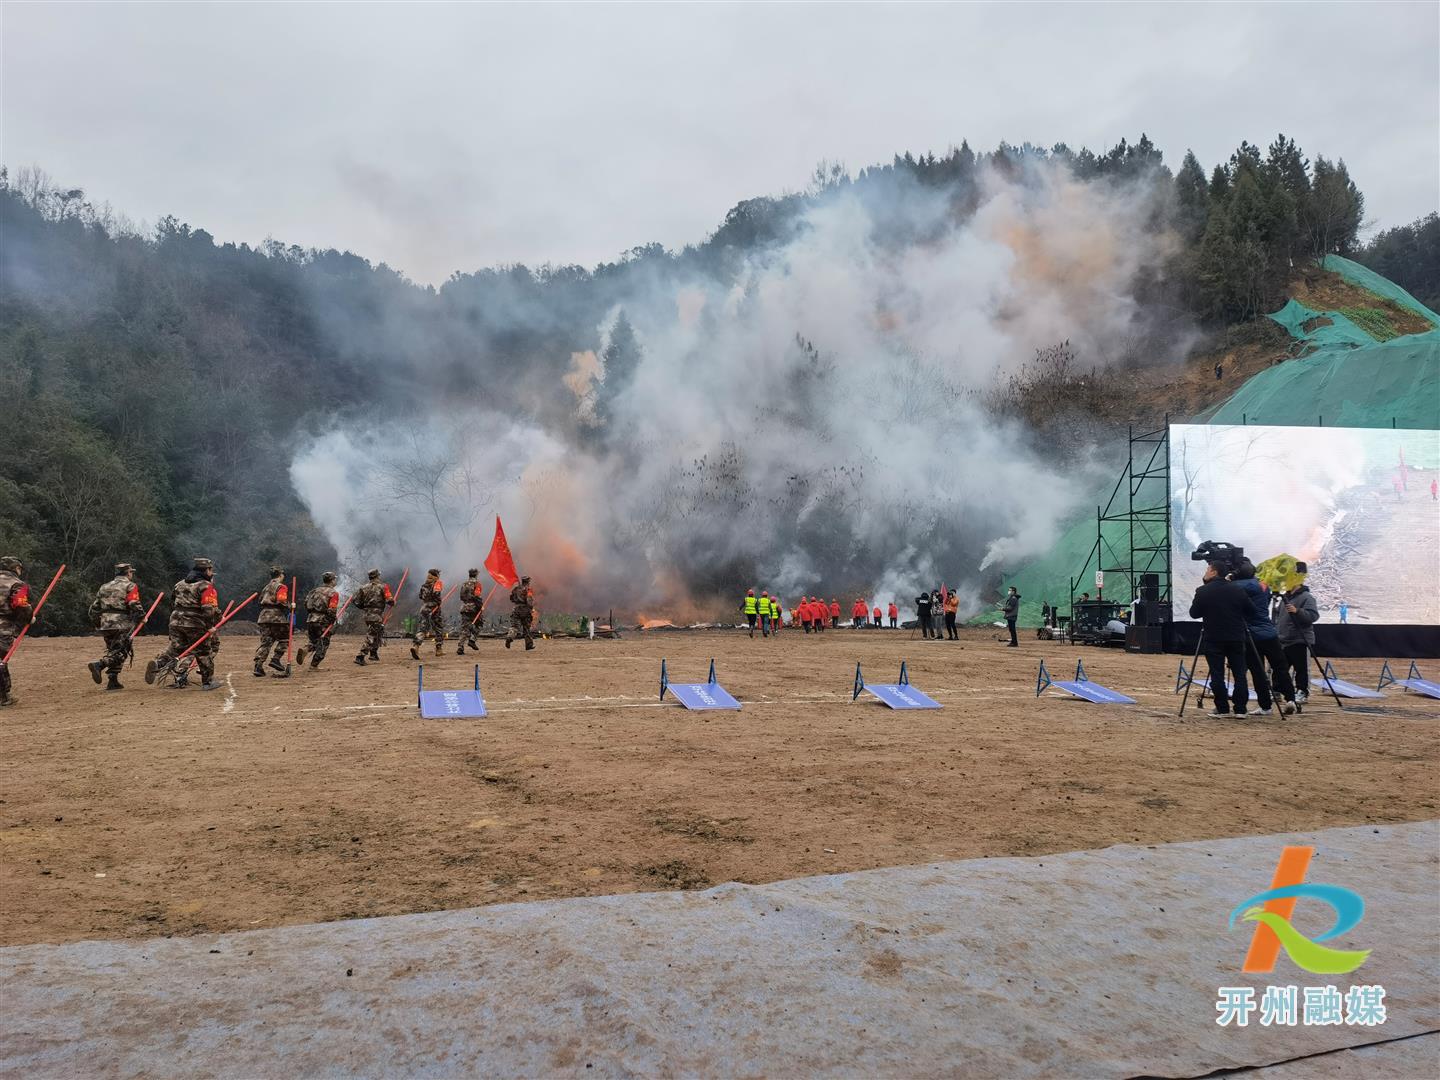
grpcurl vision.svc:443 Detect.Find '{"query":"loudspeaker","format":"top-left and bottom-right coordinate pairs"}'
top-left (1137, 600), bottom-right (1171, 626)
top-left (1140, 574), bottom-right (1160, 603)
top-left (1126, 624), bottom-right (1164, 654)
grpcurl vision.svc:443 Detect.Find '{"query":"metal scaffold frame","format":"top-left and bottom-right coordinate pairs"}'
top-left (1070, 419), bottom-right (1172, 617)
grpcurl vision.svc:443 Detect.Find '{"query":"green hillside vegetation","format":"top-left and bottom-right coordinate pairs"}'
top-left (0, 130), bottom-right (1432, 631)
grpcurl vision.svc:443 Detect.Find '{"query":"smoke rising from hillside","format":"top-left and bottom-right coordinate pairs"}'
top-left (290, 159), bottom-right (1182, 619)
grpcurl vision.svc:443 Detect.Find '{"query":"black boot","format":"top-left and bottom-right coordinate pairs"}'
top-left (409, 644), bottom-right (420, 660)
top-left (456, 643), bottom-right (465, 656)
top-left (368, 649), bottom-right (380, 662)
top-left (254, 663), bottom-right (268, 678)
top-left (525, 641), bottom-right (536, 651)
top-left (106, 672), bottom-right (123, 691)
top-left (89, 660), bottom-right (105, 684)
top-left (354, 654), bottom-right (367, 666)
top-left (268, 657), bottom-right (287, 674)
top-left (295, 646), bottom-right (308, 666)
top-left (145, 660), bottom-right (160, 685)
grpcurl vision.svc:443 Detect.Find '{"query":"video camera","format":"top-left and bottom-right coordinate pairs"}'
top-left (1191, 540), bottom-right (1245, 576)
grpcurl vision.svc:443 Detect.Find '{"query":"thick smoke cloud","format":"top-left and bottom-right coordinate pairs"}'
top-left (290, 158), bottom-right (1181, 620)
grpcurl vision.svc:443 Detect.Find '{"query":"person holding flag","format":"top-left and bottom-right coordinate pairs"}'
top-left (457, 569), bottom-right (484, 654)
top-left (0, 556), bottom-right (34, 707)
top-left (88, 563), bottom-right (145, 690)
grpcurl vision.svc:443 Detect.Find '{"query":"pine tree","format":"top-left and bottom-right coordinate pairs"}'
top-left (1174, 151), bottom-right (1210, 243)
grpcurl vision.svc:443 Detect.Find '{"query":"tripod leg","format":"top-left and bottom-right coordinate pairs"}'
top-left (1311, 650), bottom-right (1345, 710)
top-left (1179, 629), bottom-right (1205, 717)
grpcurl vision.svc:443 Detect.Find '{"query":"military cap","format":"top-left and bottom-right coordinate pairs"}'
top-left (114, 562), bottom-right (134, 575)
top-left (367, 568), bottom-right (381, 579)
top-left (192, 557), bottom-right (214, 571)
top-left (0, 555), bottom-right (22, 573)
top-left (269, 566), bottom-right (284, 578)
top-left (427, 567), bottom-right (441, 577)
top-left (322, 572), bottom-right (337, 584)
top-left (468, 568), bottom-right (479, 577)
top-left (521, 575), bottom-right (531, 584)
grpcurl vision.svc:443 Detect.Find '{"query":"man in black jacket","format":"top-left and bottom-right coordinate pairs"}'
top-left (1189, 563), bottom-right (1252, 716)
top-left (915, 592), bottom-right (934, 638)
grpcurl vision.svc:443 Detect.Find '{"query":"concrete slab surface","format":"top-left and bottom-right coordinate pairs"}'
top-left (3, 821), bottom-right (1437, 1078)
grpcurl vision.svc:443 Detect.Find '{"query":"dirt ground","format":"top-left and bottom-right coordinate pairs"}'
top-left (2, 629), bottom-right (1436, 947)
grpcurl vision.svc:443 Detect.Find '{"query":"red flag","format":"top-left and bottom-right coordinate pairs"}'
top-left (484, 516), bottom-right (519, 589)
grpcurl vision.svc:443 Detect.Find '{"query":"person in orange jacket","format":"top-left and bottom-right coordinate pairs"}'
top-left (799, 596), bottom-right (812, 633)
top-left (829, 598), bottom-right (841, 629)
top-left (851, 598), bottom-right (868, 628)
top-left (872, 604), bottom-right (882, 627)
top-left (887, 601), bottom-right (899, 629)
top-left (812, 596), bottom-right (825, 633)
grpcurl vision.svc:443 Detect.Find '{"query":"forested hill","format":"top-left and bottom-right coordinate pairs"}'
top-left (1, 135), bottom-right (1433, 631)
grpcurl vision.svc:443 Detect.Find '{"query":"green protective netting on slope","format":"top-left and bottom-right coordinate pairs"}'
top-left (1322, 255), bottom-right (1440, 325)
top-left (1266, 298), bottom-right (1375, 348)
top-left (1200, 329), bottom-right (1440, 429)
top-left (983, 261), bottom-right (1440, 626)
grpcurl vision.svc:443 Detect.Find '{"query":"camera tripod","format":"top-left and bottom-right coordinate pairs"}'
top-left (1178, 625), bottom-right (1343, 717)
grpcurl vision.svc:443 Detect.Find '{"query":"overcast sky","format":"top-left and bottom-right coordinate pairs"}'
top-left (4, 1), bottom-right (1436, 284)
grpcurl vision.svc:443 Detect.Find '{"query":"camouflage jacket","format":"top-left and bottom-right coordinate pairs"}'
top-left (170, 574), bottom-right (219, 632)
top-left (418, 579), bottom-right (443, 612)
top-left (0, 570), bottom-right (32, 637)
top-left (304, 584), bottom-right (339, 627)
top-left (354, 580), bottom-right (393, 620)
top-left (509, 583), bottom-right (534, 615)
top-left (257, 578), bottom-right (290, 626)
top-left (459, 579), bottom-right (483, 614)
top-left (91, 575), bottom-right (143, 631)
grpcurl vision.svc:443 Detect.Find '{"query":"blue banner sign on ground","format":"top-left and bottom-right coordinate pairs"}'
top-left (1377, 660), bottom-right (1440, 700)
top-left (852, 662), bottom-right (941, 710)
top-left (1038, 659), bottom-right (1136, 704)
top-left (417, 665), bottom-right (488, 718)
top-left (661, 659), bottom-right (741, 711)
top-left (1321, 661), bottom-right (1386, 700)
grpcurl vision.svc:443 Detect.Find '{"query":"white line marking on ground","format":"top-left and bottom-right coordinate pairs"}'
top-left (221, 673), bottom-right (237, 714)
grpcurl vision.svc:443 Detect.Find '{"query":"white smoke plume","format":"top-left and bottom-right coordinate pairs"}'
top-left (290, 157), bottom-right (1183, 619)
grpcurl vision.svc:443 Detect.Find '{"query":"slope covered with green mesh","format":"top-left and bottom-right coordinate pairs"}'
top-left (987, 259), bottom-right (1439, 625)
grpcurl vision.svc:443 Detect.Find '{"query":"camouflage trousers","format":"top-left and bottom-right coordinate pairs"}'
top-left (155, 625), bottom-right (217, 683)
top-left (254, 623), bottom-right (288, 666)
top-left (360, 616), bottom-right (384, 657)
top-left (460, 606), bottom-right (482, 648)
top-left (412, 606), bottom-right (444, 647)
top-left (302, 623), bottom-right (332, 667)
top-left (0, 632), bottom-right (14, 700)
top-left (98, 628), bottom-right (132, 675)
top-left (506, 611), bottom-right (534, 646)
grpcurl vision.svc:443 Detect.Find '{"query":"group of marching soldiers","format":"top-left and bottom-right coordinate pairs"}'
top-left (0, 554), bottom-right (538, 705)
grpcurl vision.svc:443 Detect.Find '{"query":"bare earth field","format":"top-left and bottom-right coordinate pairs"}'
top-left (2, 629), bottom-right (1436, 948)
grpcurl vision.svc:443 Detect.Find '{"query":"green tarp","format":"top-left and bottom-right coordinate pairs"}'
top-left (989, 260), bottom-right (1439, 624)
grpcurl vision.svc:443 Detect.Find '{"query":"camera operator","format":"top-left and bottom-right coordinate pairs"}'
top-left (915, 590), bottom-right (934, 638)
top-left (1188, 560), bottom-right (1251, 716)
top-left (1230, 560), bottom-right (1298, 715)
top-left (1275, 562), bottom-right (1319, 704)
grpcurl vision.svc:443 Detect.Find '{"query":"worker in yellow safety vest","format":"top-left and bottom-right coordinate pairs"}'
top-left (743, 588), bottom-right (758, 638)
top-left (757, 591), bottom-right (773, 637)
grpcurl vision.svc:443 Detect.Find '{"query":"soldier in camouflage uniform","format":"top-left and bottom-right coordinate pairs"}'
top-left (457, 568), bottom-right (484, 655)
top-left (352, 568), bottom-right (393, 666)
top-left (409, 568), bottom-right (445, 660)
top-left (296, 572), bottom-right (339, 670)
top-left (253, 568), bottom-right (292, 678)
top-left (88, 563), bottom-right (144, 691)
top-left (0, 556), bottom-right (34, 707)
top-left (505, 574), bottom-right (536, 651)
top-left (146, 557), bottom-right (221, 690)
